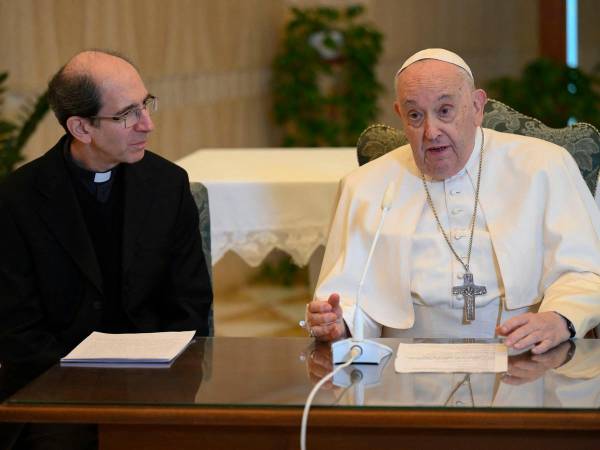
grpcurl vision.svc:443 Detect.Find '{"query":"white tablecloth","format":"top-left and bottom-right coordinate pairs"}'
top-left (176, 148), bottom-right (358, 267)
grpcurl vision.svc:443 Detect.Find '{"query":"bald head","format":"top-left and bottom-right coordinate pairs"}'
top-left (47, 50), bottom-right (138, 132)
top-left (63, 50), bottom-right (136, 83)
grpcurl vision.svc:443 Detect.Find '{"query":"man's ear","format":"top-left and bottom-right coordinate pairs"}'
top-left (66, 116), bottom-right (93, 144)
top-left (393, 101), bottom-right (402, 118)
top-left (472, 88), bottom-right (487, 126)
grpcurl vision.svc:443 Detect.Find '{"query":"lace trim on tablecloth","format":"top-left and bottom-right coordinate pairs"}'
top-left (212, 226), bottom-right (328, 267)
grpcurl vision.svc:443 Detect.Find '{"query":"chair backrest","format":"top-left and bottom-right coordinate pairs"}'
top-left (356, 123), bottom-right (408, 166)
top-left (356, 99), bottom-right (600, 197)
top-left (190, 181), bottom-right (214, 336)
top-left (482, 99), bottom-right (600, 195)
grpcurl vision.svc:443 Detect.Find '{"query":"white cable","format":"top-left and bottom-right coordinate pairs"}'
top-left (300, 346), bottom-right (362, 450)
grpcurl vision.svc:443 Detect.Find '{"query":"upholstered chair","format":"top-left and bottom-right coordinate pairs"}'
top-left (482, 99), bottom-right (600, 196)
top-left (356, 123), bottom-right (408, 166)
top-left (190, 182), bottom-right (214, 336)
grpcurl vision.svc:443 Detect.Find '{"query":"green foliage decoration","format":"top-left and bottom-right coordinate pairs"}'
top-left (486, 58), bottom-right (600, 129)
top-left (271, 4), bottom-right (383, 146)
top-left (0, 72), bottom-right (50, 179)
top-left (256, 255), bottom-right (308, 287)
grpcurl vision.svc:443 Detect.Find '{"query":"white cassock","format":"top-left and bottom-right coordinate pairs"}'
top-left (315, 128), bottom-right (600, 338)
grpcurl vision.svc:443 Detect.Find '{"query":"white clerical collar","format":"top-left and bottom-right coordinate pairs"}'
top-left (94, 171), bottom-right (112, 183)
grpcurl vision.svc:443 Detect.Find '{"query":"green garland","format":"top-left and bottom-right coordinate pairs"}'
top-left (272, 5), bottom-right (383, 147)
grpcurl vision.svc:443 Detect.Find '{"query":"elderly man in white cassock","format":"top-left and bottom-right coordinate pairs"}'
top-left (306, 48), bottom-right (600, 354)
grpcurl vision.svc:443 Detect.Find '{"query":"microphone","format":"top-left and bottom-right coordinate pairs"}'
top-left (332, 182), bottom-right (395, 365)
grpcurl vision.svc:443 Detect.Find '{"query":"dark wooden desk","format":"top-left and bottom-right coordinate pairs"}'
top-left (1, 338), bottom-right (599, 450)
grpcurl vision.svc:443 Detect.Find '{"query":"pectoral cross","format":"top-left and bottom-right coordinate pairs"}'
top-left (452, 272), bottom-right (487, 323)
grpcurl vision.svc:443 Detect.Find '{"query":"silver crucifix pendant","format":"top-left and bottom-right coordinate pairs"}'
top-left (452, 272), bottom-right (487, 323)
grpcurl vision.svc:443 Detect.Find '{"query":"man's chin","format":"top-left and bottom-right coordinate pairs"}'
top-left (423, 155), bottom-right (461, 180)
top-left (127, 148), bottom-right (145, 163)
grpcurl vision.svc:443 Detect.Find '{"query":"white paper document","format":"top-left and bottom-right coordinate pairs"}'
top-left (394, 343), bottom-right (507, 373)
top-left (60, 330), bottom-right (195, 367)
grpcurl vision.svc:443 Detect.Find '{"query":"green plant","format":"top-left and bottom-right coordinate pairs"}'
top-left (272, 4), bottom-right (383, 146)
top-left (486, 58), bottom-right (600, 129)
top-left (0, 72), bottom-right (49, 179)
top-left (255, 255), bottom-right (308, 287)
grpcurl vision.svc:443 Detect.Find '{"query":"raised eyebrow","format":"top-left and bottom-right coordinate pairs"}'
top-left (114, 94), bottom-right (152, 116)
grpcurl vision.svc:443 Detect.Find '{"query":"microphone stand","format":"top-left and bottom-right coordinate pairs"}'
top-left (332, 182), bottom-right (395, 365)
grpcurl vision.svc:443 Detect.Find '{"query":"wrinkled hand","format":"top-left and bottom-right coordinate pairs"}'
top-left (502, 340), bottom-right (573, 385)
top-left (306, 293), bottom-right (346, 342)
top-left (497, 311), bottom-right (571, 355)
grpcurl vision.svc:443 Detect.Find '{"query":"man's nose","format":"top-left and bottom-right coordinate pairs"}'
top-left (135, 109), bottom-right (155, 132)
top-left (423, 116), bottom-right (441, 141)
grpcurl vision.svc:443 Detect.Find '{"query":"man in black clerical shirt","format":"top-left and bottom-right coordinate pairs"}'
top-left (0, 49), bottom-right (212, 393)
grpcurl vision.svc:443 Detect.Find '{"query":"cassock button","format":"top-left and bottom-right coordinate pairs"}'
top-left (455, 400), bottom-right (464, 406)
top-left (93, 301), bottom-right (103, 310)
top-left (451, 208), bottom-right (463, 215)
top-left (456, 273), bottom-right (464, 279)
top-left (450, 189), bottom-right (461, 196)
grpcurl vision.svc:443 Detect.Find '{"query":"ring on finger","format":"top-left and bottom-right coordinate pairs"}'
top-left (299, 303), bottom-right (310, 331)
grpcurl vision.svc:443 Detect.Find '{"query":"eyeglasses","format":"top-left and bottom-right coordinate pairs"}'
top-left (89, 95), bottom-right (158, 128)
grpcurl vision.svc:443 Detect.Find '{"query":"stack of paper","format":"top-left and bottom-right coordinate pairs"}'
top-left (60, 330), bottom-right (195, 368)
top-left (395, 343), bottom-right (507, 373)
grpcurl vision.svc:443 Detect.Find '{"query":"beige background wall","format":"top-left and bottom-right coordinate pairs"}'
top-left (579, 0), bottom-right (600, 73)
top-left (0, 0), bottom-right (593, 165)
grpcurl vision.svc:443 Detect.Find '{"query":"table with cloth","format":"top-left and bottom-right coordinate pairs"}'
top-left (176, 148), bottom-right (357, 267)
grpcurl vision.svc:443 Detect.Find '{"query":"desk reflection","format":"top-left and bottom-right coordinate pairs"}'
top-left (5, 337), bottom-right (599, 411)
top-left (305, 339), bottom-right (600, 409)
top-left (0, 340), bottom-right (211, 450)
top-left (2, 337), bottom-right (599, 450)
top-left (7, 339), bottom-right (210, 406)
